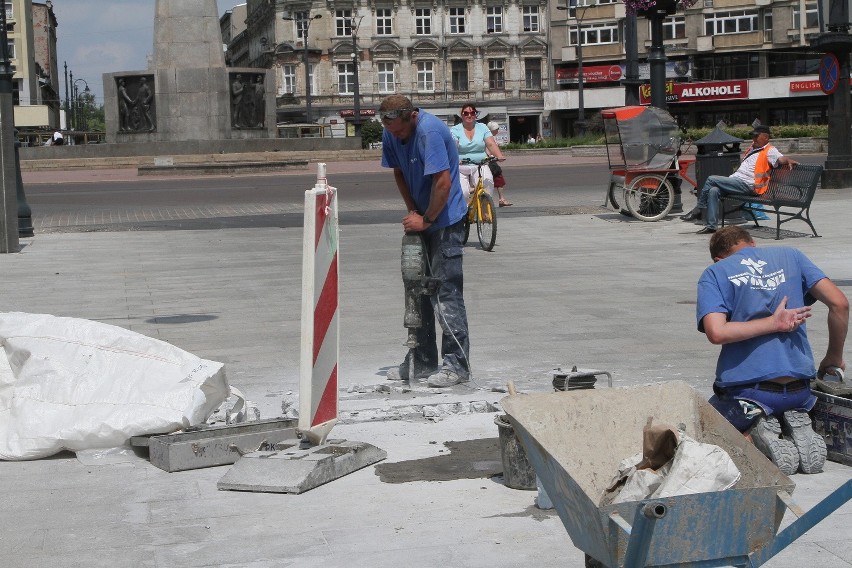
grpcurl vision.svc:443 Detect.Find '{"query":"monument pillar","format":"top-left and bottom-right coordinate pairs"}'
top-left (104, 0), bottom-right (275, 143)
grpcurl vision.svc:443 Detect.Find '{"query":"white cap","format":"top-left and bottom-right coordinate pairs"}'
top-left (486, 121), bottom-right (499, 132)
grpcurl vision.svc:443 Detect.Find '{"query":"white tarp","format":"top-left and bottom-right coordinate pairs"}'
top-left (0, 312), bottom-right (229, 460)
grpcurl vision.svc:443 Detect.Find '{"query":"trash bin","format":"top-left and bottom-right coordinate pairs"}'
top-left (693, 125), bottom-right (745, 219)
top-left (694, 126), bottom-right (744, 189)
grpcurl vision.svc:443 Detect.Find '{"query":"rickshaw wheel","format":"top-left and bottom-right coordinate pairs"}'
top-left (624, 174), bottom-right (674, 222)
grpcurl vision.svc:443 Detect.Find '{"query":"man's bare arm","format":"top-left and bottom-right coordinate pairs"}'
top-left (702, 296), bottom-right (812, 345)
top-left (809, 278), bottom-right (849, 373)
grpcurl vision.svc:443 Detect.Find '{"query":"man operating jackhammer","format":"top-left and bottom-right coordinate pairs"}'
top-left (379, 94), bottom-right (471, 388)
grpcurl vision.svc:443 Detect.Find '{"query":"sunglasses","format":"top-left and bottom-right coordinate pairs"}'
top-left (462, 110), bottom-right (477, 117)
top-left (380, 108), bottom-right (412, 121)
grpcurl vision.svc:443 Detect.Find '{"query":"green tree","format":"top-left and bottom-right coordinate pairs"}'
top-left (359, 118), bottom-right (384, 148)
top-left (76, 90), bottom-right (104, 132)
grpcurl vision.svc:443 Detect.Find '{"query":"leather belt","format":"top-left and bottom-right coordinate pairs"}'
top-left (753, 380), bottom-right (808, 393)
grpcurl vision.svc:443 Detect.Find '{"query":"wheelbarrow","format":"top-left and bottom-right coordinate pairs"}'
top-left (502, 381), bottom-right (852, 567)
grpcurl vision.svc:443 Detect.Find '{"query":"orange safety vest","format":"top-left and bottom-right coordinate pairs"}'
top-left (742, 144), bottom-right (775, 195)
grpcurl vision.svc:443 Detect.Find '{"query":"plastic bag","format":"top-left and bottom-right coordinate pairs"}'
top-left (0, 312), bottom-right (229, 460)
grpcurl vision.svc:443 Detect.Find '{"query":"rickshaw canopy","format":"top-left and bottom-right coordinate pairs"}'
top-left (602, 106), bottom-right (681, 171)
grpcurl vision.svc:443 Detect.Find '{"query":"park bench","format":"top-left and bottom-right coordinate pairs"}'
top-left (721, 163), bottom-right (823, 240)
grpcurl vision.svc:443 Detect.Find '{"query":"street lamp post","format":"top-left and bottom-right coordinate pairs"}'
top-left (283, 12), bottom-right (322, 124)
top-left (350, 17), bottom-right (363, 137)
top-left (0, 3), bottom-right (18, 251)
top-left (558, 0), bottom-right (595, 136)
top-left (73, 78), bottom-right (89, 132)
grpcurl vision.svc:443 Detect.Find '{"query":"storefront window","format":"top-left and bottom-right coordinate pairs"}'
top-left (767, 52), bottom-right (819, 77)
top-left (693, 54), bottom-right (758, 81)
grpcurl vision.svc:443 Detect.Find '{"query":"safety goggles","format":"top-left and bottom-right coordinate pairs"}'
top-left (380, 108), bottom-right (412, 121)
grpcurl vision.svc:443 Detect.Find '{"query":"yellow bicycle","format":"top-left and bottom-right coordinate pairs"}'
top-left (460, 157), bottom-right (497, 251)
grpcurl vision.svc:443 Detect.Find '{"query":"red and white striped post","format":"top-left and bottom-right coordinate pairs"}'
top-left (299, 163), bottom-right (339, 445)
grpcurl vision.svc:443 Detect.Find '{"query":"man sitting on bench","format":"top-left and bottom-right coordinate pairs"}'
top-left (683, 125), bottom-right (798, 235)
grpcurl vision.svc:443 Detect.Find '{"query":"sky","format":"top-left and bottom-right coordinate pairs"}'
top-left (52, 1), bottom-right (245, 106)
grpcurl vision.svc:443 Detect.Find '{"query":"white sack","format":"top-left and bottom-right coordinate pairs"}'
top-left (651, 437), bottom-right (741, 498)
top-left (0, 312), bottom-right (229, 460)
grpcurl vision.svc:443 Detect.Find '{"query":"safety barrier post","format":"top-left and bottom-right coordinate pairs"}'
top-left (299, 162), bottom-right (339, 445)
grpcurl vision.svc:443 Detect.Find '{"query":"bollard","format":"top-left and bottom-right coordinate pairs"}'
top-left (298, 162), bottom-right (340, 445)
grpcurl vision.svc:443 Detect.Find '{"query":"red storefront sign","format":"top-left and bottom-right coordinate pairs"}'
top-left (639, 79), bottom-right (749, 105)
top-left (790, 80), bottom-right (822, 92)
top-left (555, 64), bottom-right (623, 84)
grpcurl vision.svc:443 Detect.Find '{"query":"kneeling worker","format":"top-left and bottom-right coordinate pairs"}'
top-left (696, 226), bottom-right (848, 474)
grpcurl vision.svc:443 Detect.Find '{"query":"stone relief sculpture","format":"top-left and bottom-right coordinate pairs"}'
top-left (230, 72), bottom-right (266, 129)
top-left (116, 75), bottom-right (157, 133)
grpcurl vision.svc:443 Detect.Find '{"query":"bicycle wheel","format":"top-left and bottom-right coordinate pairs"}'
top-left (476, 192), bottom-right (497, 251)
top-left (624, 174), bottom-right (674, 222)
top-left (607, 174), bottom-right (624, 210)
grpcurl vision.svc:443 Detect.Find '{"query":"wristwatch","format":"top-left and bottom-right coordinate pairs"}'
top-left (422, 213), bottom-right (433, 224)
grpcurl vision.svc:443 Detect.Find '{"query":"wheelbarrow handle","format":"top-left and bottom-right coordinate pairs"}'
top-left (750, 479), bottom-right (852, 567)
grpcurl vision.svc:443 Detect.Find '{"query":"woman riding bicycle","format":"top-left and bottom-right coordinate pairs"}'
top-left (450, 103), bottom-right (506, 200)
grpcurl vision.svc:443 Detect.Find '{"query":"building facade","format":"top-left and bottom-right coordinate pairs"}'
top-left (225, 0), bottom-right (832, 140)
top-left (6, 0), bottom-right (60, 129)
top-left (235, 0), bottom-right (550, 141)
top-left (546, 0), bottom-right (826, 136)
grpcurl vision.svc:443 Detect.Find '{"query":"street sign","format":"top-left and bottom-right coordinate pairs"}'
top-left (820, 52), bottom-right (840, 95)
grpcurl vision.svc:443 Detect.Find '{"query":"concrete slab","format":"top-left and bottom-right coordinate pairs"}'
top-left (217, 439), bottom-right (387, 494)
top-left (133, 418), bottom-right (299, 472)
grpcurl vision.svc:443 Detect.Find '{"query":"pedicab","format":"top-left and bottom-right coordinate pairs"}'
top-left (502, 381), bottom-right (852, 568)
top-left (602, 106), bottom-right (694, 222)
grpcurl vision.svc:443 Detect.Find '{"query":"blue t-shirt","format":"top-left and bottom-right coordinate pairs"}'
top-left (381, 110), bottom-right (466, 232)
top-left (696, 246), bottom-right (826, 386)
top-left (450, 122), bottom-right (492, 164)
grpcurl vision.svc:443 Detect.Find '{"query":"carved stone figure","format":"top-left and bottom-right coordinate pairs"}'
top-left (115, 76), bottom-right (156, 133)
top-left (136, 77), bottom-right (155, 132)
top-left (118, 79), bottom-right (135, 132)
top-left (231, 74), bottom-right (245, 128)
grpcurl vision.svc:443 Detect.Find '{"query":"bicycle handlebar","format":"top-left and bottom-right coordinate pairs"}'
top-left (460, 156), bottom-right (498, 166)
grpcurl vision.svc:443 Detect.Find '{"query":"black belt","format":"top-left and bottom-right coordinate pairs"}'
top-left (753, 380), bottom-right (809, 393)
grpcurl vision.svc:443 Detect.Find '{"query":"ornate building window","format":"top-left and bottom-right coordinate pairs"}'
top-left (417, 61), bottom-right (435, 91)
top-left (451, 60), bottom-right (469, 91)
top-left (335, 9), bottom-right (353, 36)
top-left (338, 62), bottom-right (355, 94)
top-left (524, 58), bottom-right (541, 89)
top-left (377, 61), bottom-right (396, 93)
top-left (486, 6), bottom-right (503, 33)
top-left (281, 64), bottom-right (296, 94)
top-left (522, 5), bottom-right (540, 32)
top-left (376, 8), bottom-right (393, 35)
top-left (448, 7), bottom-right (466, 34)
top-left (415, 8), bottom-right (432, 35)
top-left (488, 59), bottom-right (505, 89)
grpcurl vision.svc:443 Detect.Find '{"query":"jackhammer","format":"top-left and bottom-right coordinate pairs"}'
top-left (400, 233), bottom-right (440, 380)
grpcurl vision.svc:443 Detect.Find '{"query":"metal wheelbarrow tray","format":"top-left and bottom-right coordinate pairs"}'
top-left (502, 381), bottom-right (852, 568)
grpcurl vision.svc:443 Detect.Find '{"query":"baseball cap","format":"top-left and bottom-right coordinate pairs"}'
top-left (487, 121), bottom-right (500, 132)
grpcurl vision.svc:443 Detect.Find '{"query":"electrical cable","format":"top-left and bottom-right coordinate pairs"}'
top-left (421, 228), bottom-right (487, 392)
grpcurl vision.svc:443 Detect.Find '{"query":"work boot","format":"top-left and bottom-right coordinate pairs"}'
top-left (781, 410), bottom-right (827, 474)
top-left (426, 368), bottom-right (469, 388)
top-left (748, 415), bottom-right (799, 476)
